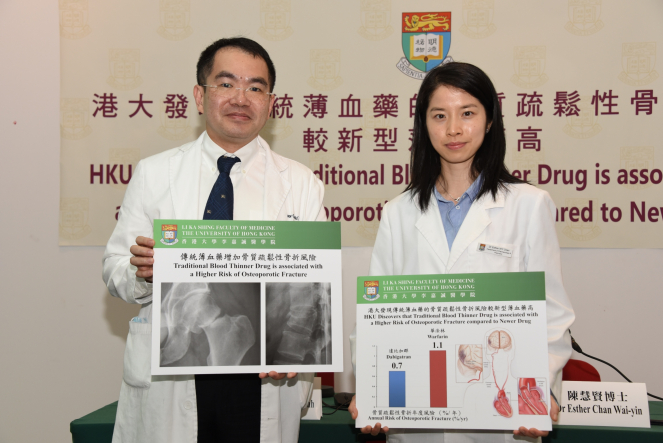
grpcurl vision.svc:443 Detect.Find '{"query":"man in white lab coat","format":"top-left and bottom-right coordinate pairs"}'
top-left (103, 37), bottom-right (325, 443)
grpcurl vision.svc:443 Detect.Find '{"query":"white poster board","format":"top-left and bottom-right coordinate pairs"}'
top-left (355, 272), bottom-right (551, 431)
top-left (151, 220), bottom-right (343, 375)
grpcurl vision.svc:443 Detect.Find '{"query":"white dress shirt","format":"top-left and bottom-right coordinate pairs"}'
top-left (199, 132), bottom-right (265, 220)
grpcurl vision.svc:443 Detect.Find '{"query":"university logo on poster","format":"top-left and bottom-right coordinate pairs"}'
top-left (158, 0), bottom-right (193, 41)
top-left (618, 43), bottom-right (658, 86)
top-left (561, 198), bottom-right (601, 242)
top-left (565, 0), bottom-right (603, 36)
top-left (511, 46), bottom-right (548, 88)
top-left (59, 0), bottom-right (91, 39)
top-left (59, 198), bottom-right (92, 240)
top-left (161, 224), bottom-right (179, 245)
top-left (396, 12), bottom-right (453, 80)
top-left (620, 146), bottom-right (655, 190)
top-left (460, 0), bottom-right (496, 39)
top-left (158, 101), bottom-right (192, 141)
top-left (261, 117), bottom-right (293, 141)
top-left (563, 96), bottom-right (601, 139)
top-left (358, 0), bottom-right (393, 41)
top-left (258, 0), bottom-right (293, 41)
top-left (61, 98), bottom-right (92, 140)
top-left (308, 50), bottom-right (343, 91)
top-left (107, 49), bottom-right (143, 90)
top-left (356, 198), bottom-right (383, 241)
top-left (364, 281), bottom-right (380, 301)
top-left (512, 150), bottom-right (544, 183)
top-left (309, 150), bottom-right (340, 190)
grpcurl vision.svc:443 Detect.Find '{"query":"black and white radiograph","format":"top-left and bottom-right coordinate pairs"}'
top-left (265, 282), bottom-right (332, 365)
top-left (160, 282), bottom-right (261, 367)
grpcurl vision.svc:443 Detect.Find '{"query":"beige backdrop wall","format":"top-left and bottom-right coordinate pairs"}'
top-left (2, 2), bottom-right (663, 443)
top-left (60, 0), bottom-right (663, 248)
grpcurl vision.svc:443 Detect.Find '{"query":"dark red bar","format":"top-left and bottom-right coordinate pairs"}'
top-left (430, 350), bottom-right (447, 407)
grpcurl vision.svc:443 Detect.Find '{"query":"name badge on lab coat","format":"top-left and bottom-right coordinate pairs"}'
top-left (477, 243), bottom-right (513, 258)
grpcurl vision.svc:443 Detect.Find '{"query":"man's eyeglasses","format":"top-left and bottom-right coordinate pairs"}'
top-left (203, 83), bottom-right (275, 102)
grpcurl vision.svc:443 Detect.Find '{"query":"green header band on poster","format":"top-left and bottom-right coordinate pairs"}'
top-left (154, 220), bottom-right (341, 249)
top-left (357, 272), bottom-right (545, 304)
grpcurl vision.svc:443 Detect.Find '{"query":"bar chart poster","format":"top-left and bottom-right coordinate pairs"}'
top-left (355, 272), bottom-right (552, 431)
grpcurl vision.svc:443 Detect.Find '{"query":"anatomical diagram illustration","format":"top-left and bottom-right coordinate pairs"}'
top-left (160, 282), bottom-right (261, 367)
top-left (456, 344), bottom-right (483, 382)
top-left (486, 329), bottom-right (515, 418)
top-left (518, 378), bottom-right (548, 415)
top-left (266, 282), bottom-right (332, 365)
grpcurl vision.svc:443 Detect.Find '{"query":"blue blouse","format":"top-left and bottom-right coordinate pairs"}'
top-left (433, 175), bottom-right (483, 249)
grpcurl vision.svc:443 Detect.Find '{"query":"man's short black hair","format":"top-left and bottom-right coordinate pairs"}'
top-left (196, 37), bottom-right (276, 92)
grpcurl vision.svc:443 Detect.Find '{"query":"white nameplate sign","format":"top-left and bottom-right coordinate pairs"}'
top-left (301, 377), bottom-right (323, 420)
top-left (558, 381), bottom-right (650, 428)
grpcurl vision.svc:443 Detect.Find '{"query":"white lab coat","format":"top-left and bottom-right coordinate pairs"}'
top-left (102, 132), bottom-right (326, 443)
top-left (351, 184), bottom-right (575, 443)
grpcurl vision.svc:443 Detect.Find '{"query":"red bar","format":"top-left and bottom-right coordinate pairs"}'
top-left (430, 350), bottom-right (447, 407)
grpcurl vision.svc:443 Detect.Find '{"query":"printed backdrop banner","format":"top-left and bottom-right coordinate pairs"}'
top-left (60, 0), bottom-right (663, 247)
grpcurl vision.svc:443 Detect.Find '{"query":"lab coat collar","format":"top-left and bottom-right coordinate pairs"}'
top-left (416, 193), bottom-right (451, 267)
top-left (448, 189), bottom-right (506, 269)
top-left (170, 132), bottom-right (205, 219)
top-left (169, 132), bottom-right (292, 220)
top-left (416, 187), bottom-right (507, 271)
top-left (259, 136), bottom-right (291, 220)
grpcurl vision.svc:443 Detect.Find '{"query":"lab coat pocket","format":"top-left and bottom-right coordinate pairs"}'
top-left (473, 242), bottom-right (520, 272)
top-left (123, 320), bottom-right (152, 389)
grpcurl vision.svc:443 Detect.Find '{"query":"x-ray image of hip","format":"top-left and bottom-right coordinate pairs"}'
top-left (160, 282), bottom-right (261, 367)
top-left (265, 282), bottom-right (332, 365)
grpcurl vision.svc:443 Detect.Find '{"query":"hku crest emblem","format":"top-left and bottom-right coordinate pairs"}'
top-left (161, 224), bottom-right (179, 245)
top-left (358, 0), bottom-right (393, 41)
top-left (258, 0), bottom-right (293, 41)
top-left (309, 150), bottom-right (340, 190)
top-left (261, 117), bottom-right (293, 141)
top-left (563, 96), bottom-right (601, 139)
top-left (158, 0), bottom-right (193, 41)
top-left (619, 43), bottom-right (658, 86)
top-left (107, 49), bottom-right (143, 90)
top-left (511, 46), bottom-right (548, 88)
top-left (397, 12), bottom-right (453, 80)
top-left (308, 50), bottom-right (343, 91)
top-left (364, 281), bottom-right (380, 301)
top-left (158, 102), bottom-right (191, 141)
top-left (460, 0), bottom-right (496, 39)
top-left (562, 198), bottom-right (601, 242)
top-left (565, 0), bottom-right (603, 36)
top-left (620, 146), bottom-right (655, 190)
top-left (59, 0), bottom-right (91, 39)
top-left (59, 198), bottom-right (92, 241)
top-left (361, 111), bottom-right (391, 135)
top-left (357, 198), bottom-right (383, 241)
top-left (61, 98), bottom-right (92, 140)
top-left (512, 150), bottom-right (544, 183)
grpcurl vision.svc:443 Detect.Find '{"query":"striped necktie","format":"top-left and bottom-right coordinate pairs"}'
top-left (196, 154), bottom-right (261, 442)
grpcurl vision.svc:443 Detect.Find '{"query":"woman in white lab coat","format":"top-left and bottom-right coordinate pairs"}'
top-left (349, 62), bottom-right (575, 443)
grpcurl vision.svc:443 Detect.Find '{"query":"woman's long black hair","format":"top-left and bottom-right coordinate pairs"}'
top-left (405, 62), bottom-right (524, 211)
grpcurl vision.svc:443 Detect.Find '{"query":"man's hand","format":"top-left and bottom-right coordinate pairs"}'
top-left (258, 371), bottom-right (297, 380)
top-left (130, 236), bottom-right (155, 282)
top-left (349, 395), bottom-right (389, 436)
top-left (513, 395), bottom-right (559, 438)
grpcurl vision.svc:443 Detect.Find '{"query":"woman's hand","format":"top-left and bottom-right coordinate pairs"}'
top-left (513, 395), bottom-right (559, 438)
top-left (349, 395), bottom-right (390, 436)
